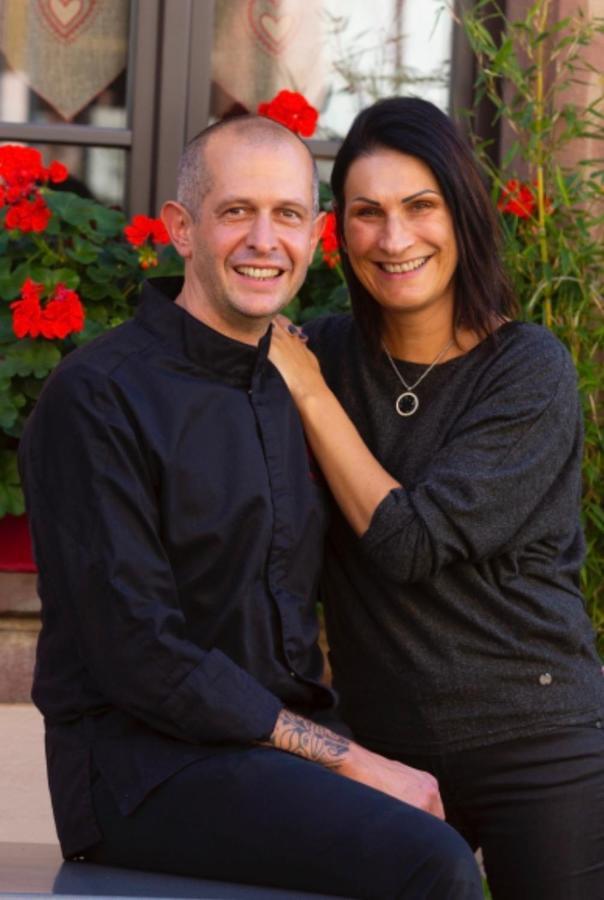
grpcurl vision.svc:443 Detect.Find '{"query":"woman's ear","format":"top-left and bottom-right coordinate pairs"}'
top-left (161, 201), bottom-right (194, 259)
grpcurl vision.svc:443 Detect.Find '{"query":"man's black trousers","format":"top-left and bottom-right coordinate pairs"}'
top-left (84, 745), bottom-right (483, 899)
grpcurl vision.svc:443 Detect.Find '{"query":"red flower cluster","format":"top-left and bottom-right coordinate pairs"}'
top-left (124, 214), bottom-right (169, 247)
top-left (4, 195), bottom-right (51, 233)
top-left (11, 278), bottom-right (85, 340)
top-left (321, 211), bottom-right (340, 268)
top-left (0, 144), bottom-right (67, 234)
top-left (257, 90), bottom-right (319, 138)
top-left (124, 214), bottom-right (170, 268)
top-left (497, 180), bottom-right (536, 219)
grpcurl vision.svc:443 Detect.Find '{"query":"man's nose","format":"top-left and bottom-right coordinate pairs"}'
top-left (378, 215), bottom-right (413, 256)
top-left (246, 213), bottom-right (278, 253)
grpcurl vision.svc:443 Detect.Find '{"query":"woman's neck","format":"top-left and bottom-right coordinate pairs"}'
top-left (379, 306), bottom-right (505, 364)
top-left (380, 309), bottom-right (458, 364)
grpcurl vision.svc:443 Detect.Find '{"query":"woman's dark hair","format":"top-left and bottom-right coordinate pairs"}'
top-left (330, 97), bottom-right (517, 351)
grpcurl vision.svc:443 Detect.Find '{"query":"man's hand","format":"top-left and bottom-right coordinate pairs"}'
top-left (267, 709), bottom-right (444, 819)
top-left (338, 740), bottom-right (444, 819)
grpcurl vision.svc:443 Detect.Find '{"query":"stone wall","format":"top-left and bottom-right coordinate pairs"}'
top-left (0, 574), bottom-right (40, 703)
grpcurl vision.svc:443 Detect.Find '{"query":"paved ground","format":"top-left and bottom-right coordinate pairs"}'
top-left (0, 703), bottom-right (58, 845)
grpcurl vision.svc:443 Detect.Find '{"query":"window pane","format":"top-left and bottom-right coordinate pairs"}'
top-left (22, 142), bottom-right (127, 208)
top-left (211, 0), bottom-right (451, 139)
top-left (0, 0), bottom-right (130, 125)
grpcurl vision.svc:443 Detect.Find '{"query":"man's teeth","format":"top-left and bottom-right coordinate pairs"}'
top-left (236, 266), bottom-right (281, 279)
top-left (381, 257), bottom-right (430, 274)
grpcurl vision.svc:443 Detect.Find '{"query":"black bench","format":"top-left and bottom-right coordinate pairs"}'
top-left (0, 843), bottom-right (350, 899)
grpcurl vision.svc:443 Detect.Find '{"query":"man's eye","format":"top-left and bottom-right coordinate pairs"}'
top-left (225, 207), bottom-right (247, 217)
top-left (280, 208), bottom-right (301, 220)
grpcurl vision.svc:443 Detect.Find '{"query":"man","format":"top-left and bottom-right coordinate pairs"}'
top-left (19, 115), bottom-right (482, 899)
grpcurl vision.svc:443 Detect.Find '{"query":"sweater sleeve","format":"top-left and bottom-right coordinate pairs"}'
top-left (19, 362), bottom-right (283, 744)
top-left (359, 330), bottom-right (582, 584)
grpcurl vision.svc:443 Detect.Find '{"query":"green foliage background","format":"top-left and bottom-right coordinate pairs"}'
top-left (0, 191), bottom-right (181, 517)
top-left (461, 0), bottom-right (603, 655)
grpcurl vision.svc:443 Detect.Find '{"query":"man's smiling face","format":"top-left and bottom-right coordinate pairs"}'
top-left (182, 127), bottom-right (323, 341)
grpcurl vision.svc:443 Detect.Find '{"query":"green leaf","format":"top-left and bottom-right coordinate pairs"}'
top-left (46, 190), bottom-right (98, 225)
top-left (6, 341), bottom-right (62, 378)
top-left (493, 37), bottom-right (514, 68)
top-left (79, 281), bottom-right (113, 301)
top-left (554, 166), bottom-right (572, 206)
top-left (110, 244), bottom-right (140, 265)
top-left (153, 253), bottom-right (184, 279)
top-left (85, 266), bottom-right (113, 285)
top-left (0, 390), bottom-right (20, 430)
top-left (0, 262), bottom-right (31, 301)
top-left (91, 205), bottom-right (126, 237)
top-left (49, 268), bottom-right (80, 290)
top-left (65, 237), bottom-right (101, 265)
top-left (46, 190), bottom-right (125, 238)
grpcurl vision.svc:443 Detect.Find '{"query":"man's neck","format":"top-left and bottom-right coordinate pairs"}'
top-left (174, 284), bottom-right (268, 347)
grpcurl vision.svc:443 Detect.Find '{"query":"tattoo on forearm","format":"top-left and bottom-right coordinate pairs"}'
top-left (269, 709), bottom-right (350, 769)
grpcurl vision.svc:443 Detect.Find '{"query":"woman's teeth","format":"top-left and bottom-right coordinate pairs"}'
top-left (380, 256), bottom-right (431, 274)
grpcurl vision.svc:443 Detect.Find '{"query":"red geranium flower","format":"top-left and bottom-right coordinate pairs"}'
top-left (497, 180), bottom-right (536, 219)
top-left (5, 195), bottom-right (51, 233)
top-left (20, 278), bottom-right (44, 304)
top-left (0, 145), bottom-right (45, 198)
top-left (0, 145), bottom-right (67, 195)
top-left (257, 90), bottom-right (319, 138)
top-left (320, 211), bottom-right (341, 268)
top-left (47, 161), bottom-right (68, 184)
top-left (124, 214), bottom-right (170, 248)
top-left (10, 279), bottom-right (44, 338)
top-left (0, 145), bottom-right (69, 236)
top-left (41, 284), bottom-right (85, 339)
top-left (10, 279), bottom-right (85, 340)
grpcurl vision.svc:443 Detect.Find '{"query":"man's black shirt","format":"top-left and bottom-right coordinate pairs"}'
top-left (19, 278), bottom-right (334, 856)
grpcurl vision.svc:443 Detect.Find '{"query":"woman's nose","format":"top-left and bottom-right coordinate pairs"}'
top-left (378, 215), bottom-right (413, 256)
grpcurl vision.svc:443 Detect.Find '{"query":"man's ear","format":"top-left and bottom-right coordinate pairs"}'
top-left (309, 210), bottom-right (327, 257)
top-left (161, 201), bottom-right (194, 259)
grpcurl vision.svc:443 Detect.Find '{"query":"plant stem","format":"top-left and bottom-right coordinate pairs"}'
top-left (534, 0), bottom-right (552, 327)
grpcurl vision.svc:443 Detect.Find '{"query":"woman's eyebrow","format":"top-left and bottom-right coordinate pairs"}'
top-left (349, 196), bottom-right (381, 205)
top-left (349, 189), bottom-right (441, 206)
top-left (401, 189), bottom-right (440, 204)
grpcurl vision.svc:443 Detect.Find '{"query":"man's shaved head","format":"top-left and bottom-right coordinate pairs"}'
top-left (177, 115), bottom-right (320, 220)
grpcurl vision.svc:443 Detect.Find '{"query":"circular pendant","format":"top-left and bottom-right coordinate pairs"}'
top-left (395, 391), bottom-right (419, 417)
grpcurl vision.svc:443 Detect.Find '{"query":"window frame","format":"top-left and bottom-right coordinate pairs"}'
top-left (0, 0), bottom-right (161, 214)
top-left (0, 0), bottom-right (479, 214)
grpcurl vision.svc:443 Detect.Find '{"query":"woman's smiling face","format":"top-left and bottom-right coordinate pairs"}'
top-left (342, 148), bottom-right (458, 320)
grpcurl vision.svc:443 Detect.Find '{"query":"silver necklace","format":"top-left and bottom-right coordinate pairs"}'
top-left (382, 338), bottom-right (454, 417)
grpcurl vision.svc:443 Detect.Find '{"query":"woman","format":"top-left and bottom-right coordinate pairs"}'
top-left (269, 97), bottom-right (604, 899)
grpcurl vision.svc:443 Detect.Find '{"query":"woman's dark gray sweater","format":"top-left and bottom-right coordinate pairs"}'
top-left (306, 315), bottom-right (603, 753)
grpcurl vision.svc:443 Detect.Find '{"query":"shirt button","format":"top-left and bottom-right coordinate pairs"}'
top-left (595, 720), bottom-right (602, 729)
top-left (289, 670), bottom-right (296, 679)
top-left (538, 673), bottom-right (553, 686)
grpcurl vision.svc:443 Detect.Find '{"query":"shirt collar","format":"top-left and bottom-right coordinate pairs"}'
top-left (135, 277), bottom-right (270, 387)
